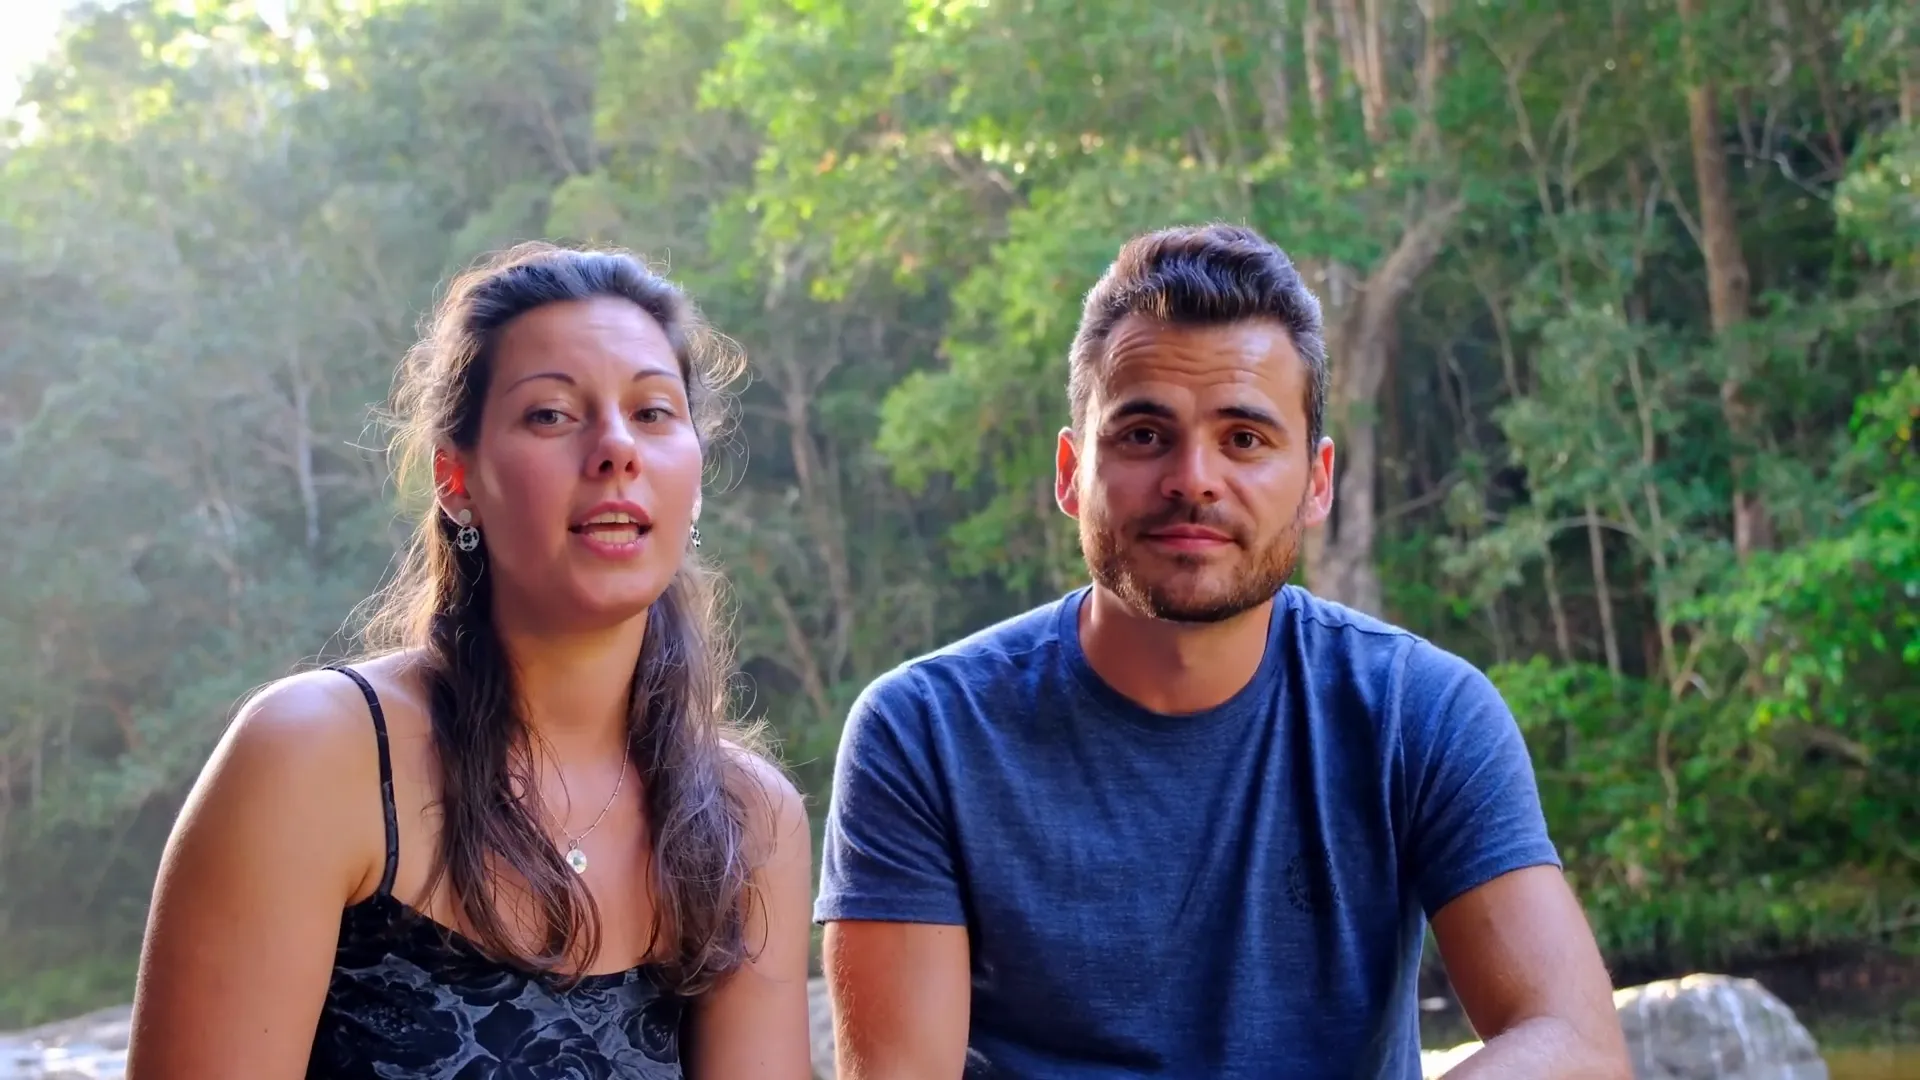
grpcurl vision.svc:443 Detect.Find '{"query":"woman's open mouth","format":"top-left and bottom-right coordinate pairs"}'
top-left (569, 510), bottom-right (652, 557)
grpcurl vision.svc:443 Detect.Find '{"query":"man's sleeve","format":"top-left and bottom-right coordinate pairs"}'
top-left (813, 672), bottom-right (968, 926)
top-left (1400, 641), bottom-right (1564, 918)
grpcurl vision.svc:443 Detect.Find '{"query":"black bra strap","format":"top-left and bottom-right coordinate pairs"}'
top-left (327, 664), bottom-right (399, 898)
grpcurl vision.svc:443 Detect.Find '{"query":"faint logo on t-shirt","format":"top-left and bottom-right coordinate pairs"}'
top-left (1285, 849), bottom-right (1342, 915)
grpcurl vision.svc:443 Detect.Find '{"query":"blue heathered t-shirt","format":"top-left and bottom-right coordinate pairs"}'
top-left (814, 584), bottom-right (1562, 1079)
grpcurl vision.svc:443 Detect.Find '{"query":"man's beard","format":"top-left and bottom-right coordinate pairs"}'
top-left (1082, 496), bottom-right (1307, 624)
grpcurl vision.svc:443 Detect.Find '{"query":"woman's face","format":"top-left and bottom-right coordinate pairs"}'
top-left (437, 295), bottom-right (703, 632)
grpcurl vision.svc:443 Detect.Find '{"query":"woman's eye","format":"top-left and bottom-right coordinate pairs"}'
top-left (527, 408), bottom-right (565, 426)
top-left (635, 406), bottom-right (673, 424)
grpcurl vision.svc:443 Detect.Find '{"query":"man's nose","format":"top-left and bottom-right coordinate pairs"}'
top-left (1160, 443), bottom-right (1221, 504)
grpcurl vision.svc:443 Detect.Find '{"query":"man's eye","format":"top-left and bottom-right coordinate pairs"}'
top-left (1229, 431), bottom-right (1263, 449)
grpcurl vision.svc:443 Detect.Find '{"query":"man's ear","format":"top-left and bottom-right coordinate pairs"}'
top-left (1302, 436), bottom-right (1336, 528)
top-left (432, 447), bottom-right (476, 525)
top-left (1055, 428), bottom-right (1082, 520)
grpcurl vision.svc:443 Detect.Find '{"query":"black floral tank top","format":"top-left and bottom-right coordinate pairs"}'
top-left (307, 666), bottom-right (687, 1079)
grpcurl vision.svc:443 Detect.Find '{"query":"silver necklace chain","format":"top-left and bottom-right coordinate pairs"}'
top-left (560, 754), bottom-right (627, 875)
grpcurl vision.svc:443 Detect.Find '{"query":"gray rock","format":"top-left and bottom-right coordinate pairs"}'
top-left (1423, 973), bottom-right (1828, 1079)
top-left (1616, 974), bottom-right (1828, 1080)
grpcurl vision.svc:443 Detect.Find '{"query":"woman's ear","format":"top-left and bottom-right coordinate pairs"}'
top-left (432, 447), bottom-right (476, 526)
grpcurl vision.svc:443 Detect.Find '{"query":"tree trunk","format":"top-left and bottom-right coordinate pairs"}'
top-left (1329, 0), bottom-right (1384, 141)
top-left (1542, 549), bottom-right (1573, 664)
top-left (292, 376), bottom-right (321, 553)
top-left (1361, 0), bottom-right (1387, 141)
top-left (761, 260), bottom-right (859, 687)
top-left (1306, 197), bottom-right (1464, 615)
top-left (1902, 61), bottom-right (1917, 127)
top-left (1414, 0), bottom-right (1450, 154)
top-left (783, 372), bottom-right (857, 678)
top-left (1678, 0), bottom-right (1771, 561)
top-left (769, 586), bottom-right (835, 727)
top-left (1302, 0), bottom-right (1327, 124)
top-left (1586, 496), bottom-right (1623, 678)
top-left (1256, 0), bottom-right (1292, 143)
top-left (1298, 0), bottom-right (1459, 616)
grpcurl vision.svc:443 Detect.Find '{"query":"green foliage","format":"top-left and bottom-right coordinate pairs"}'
top-left (1837, 131), bottom-right (1920, 271)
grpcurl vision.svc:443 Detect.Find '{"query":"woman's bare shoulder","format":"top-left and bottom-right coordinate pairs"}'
top-left (162, 652), bottom-right (439, 911)
top-left (128, 656), bottom-right (423, 1076)
top-left (720, 738), bottom-right (810, 866)
top-left (198, 654), bottom-right (433, 861)
top-left (222, 652), bottom-right (425, 763)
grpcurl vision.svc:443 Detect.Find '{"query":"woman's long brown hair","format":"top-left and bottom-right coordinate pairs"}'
top-left (355, 241), bottom-right (761, 995)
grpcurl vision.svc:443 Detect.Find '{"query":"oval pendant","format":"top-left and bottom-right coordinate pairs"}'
top-left (566, 846), bottom-right (590, 874)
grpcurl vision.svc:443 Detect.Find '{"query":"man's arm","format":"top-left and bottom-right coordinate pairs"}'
top-left (1429, 866), bottom-right (1629, 1079)
top-left (1398, 644), bottom-right (1629, 1079)
top-left (814, 675), bottom-right (973, 1079)
top-left (824, 921), bottom-right (971, 1079)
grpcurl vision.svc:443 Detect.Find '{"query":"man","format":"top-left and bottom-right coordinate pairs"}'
top-left (814, 223), bottom-right (1630, 1079)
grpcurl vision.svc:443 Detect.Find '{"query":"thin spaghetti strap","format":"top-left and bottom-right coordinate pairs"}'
top-left (327, 664), bottom-right (399, 898)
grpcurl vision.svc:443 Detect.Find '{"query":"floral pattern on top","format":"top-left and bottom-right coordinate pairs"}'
top-left (306, 891), bottom-right (687, 1080)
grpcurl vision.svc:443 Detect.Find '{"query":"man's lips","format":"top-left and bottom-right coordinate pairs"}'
top-left (1143, 525), bottom-right (1234, 549)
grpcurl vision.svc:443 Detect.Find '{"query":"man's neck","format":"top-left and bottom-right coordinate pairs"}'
top-left (1078, 585), bottom-right (1274, 715)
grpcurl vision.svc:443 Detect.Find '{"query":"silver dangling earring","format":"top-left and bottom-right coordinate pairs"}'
top-left (454, 508), bottom-right (481, 553)
top-left (689, 525), bottom-right (702, 549)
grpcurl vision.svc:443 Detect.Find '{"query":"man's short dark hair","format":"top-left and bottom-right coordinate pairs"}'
top-left (1067, 223), bottom-right (1328, 447)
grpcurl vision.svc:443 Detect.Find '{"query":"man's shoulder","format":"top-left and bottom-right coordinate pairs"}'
top-left (1281, 584), bottom-right (1412, 646)
top-left (851, 591), bottom-right (1077, 723)
top-left (1279, 584), bottom-right (1419, 673)
top-left (1277, 586), bottom-right (1489, 706)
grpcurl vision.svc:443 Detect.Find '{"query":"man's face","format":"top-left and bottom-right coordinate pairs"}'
top-left (1056, 315), bottom-right (1335, 624)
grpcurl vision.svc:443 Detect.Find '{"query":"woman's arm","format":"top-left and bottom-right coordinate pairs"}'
top-left (127, 672), bottom-right (380, 1080)
top-left (685, 755), bottom-right (815, 1080)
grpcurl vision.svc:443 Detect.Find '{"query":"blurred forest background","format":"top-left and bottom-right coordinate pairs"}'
top-left (0, 0), bottom-right (1914, 1050)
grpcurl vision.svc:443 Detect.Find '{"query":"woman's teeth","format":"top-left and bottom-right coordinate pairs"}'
top-left (571, 511), bottom-right (648, 542)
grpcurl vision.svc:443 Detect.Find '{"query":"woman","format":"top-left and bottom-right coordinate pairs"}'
top-left (126, 243), bottom-right (814, 1079)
